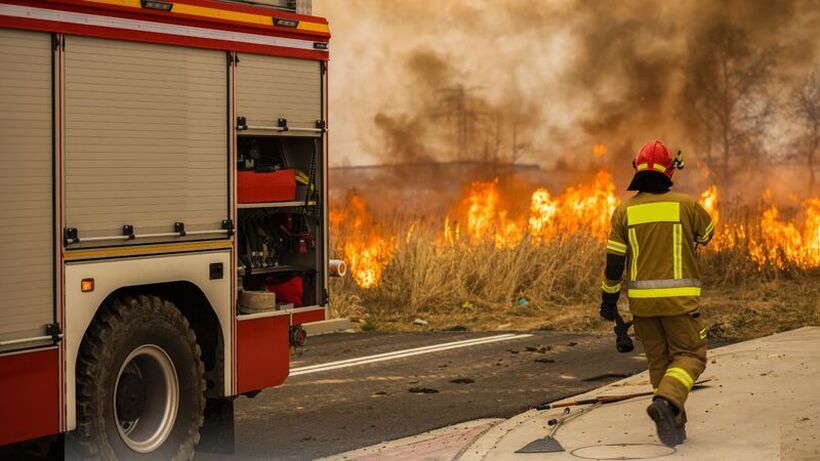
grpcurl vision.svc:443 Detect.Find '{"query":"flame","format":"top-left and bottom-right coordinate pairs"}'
top-left (446, 170), bottom-right (617, 247)
top-left (528, 188), bottom-right (558, 241)
top-left (698, 185), bottom-right (723, 249)
top-left (748, 198), bottom-right (820, 269)
top-left (699, 186), bottom-right (819, 269)
top-left (465, 179), bottom-right (502, 243)
top-left (332, 162), bottom-right (819, 289)
top-left (528, 170), bottom-right (617, 243)
top-left (331, 193), bottom-right (394, 288)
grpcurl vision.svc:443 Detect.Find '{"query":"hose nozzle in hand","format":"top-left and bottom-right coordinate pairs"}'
top-left (614, 313), bottom-right (634, 353)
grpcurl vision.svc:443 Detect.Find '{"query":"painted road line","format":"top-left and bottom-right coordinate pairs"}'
top-left (290, 334), bottom-right (533, 377)
top-left (293, 334), bottom-right (520, 372)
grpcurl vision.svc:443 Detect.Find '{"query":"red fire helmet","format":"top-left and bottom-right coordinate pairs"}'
top-left (632, 140), bottom-right (682, 180)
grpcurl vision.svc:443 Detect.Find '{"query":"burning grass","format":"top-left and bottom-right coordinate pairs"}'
top-left (329, 172), bottom-right (820, 339)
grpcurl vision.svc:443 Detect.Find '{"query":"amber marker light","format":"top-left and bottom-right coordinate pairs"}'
top-left (141, 0), bottom-right (174, 12)
top-left (81, 278), bottom-right (95, 292)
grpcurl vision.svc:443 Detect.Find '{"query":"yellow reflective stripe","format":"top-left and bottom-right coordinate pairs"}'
top-left (601, 281), bottom-right (622, 293)
top-left (698, 221), bottom-right (715, 243)
top-left (665, 367), bottom-right (694, 391)
top-left (673, 224), bottom-right (682, 279)
top-left (607, 240), bottom-right (627, 254)
top-left (652, 163), bottom-right (667, 172)
top-left (628, 286), bottom-right (701, 298)
top-left (636, 163), bottom-right (649, 171)
top-left (704, 221), bottom-right (714, 235)
top-left (626, 202), bottom-right (680, 225)
top-left (628, 228), bottom-right (639, 280)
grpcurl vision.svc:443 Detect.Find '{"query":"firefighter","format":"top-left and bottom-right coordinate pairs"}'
top-left (599, 140), bottom-right (713, 447)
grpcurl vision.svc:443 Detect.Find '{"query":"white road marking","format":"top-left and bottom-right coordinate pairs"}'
top-left (290, 334), bottom-right (533, 377)
top-left (294, 334), bottom-right (519, 372)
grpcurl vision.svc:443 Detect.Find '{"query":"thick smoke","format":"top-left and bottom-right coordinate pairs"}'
top-left (315, 0), bottom-right (819, 195)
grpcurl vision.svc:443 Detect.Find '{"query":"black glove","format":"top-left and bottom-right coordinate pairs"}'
top-left (599, 300), bottom-right (617, 322)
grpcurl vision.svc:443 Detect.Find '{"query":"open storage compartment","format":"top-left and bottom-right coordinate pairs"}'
top-left (235, 135), bottom-right (326, 314)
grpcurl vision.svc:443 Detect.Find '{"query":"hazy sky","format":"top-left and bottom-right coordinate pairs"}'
top-left (314, 0), bottom-right (820, 168)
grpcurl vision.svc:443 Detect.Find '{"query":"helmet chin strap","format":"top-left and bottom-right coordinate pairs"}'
top-left (672, 150), bottom-right (685, 170)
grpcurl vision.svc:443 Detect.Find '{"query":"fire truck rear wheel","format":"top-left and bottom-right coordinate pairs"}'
top-left (70, 294), bottom-right (205, 460)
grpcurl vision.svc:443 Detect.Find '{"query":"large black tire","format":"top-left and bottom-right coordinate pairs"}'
top-left (69, 294), bottom-right (205, 460)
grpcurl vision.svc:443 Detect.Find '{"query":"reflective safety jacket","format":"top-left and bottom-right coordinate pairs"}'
top-left (602, 191), bottom-right (714, 317)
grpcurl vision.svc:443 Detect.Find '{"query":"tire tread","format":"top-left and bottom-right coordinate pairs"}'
top-left (71, 294), bottom-right (205, 460)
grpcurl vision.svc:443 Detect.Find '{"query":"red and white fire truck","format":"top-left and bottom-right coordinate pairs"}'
top-left (0, 0), bottom-right (337, 457)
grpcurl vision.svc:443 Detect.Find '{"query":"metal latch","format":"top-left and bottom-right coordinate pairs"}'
top-left (46, 323), bottom-right (63, 343)
top-left (64, 227), bottom-right (80, 245)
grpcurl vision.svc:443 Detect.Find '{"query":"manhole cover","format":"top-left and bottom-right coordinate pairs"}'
top-left (570, 443), bottom-right (676, 460)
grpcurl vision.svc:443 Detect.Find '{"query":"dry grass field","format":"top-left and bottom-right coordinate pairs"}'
top-left (328, 178), bottom-right (820, 340)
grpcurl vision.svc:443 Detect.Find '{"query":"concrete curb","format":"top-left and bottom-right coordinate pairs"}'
top-left (303, 318), bottom-right (353, 336)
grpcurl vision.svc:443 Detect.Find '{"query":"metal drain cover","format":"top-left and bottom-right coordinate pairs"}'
top-left (570, 443), bottom-right (676, 460)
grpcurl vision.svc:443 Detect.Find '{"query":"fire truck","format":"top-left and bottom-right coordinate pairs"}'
top-left (0, 0), bottom-right (338, 458)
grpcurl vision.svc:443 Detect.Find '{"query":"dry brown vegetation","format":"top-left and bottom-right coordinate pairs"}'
top-left (329, 218), bottom-right (820, 340)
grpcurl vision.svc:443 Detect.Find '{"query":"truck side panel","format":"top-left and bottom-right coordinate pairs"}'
top-left (0, 28), bottom-right (54, 352)
top-left (64, 36), bottom-right (229, 246)
top-left (236, 53), bottom-right (322, 134)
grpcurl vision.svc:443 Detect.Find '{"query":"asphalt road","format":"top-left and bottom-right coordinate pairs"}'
top-left (196, 330), bottom-right (650, 460)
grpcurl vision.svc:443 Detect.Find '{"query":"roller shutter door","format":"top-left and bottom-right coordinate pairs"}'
top-left (64, 36), bottom-right (228, 245)
top-left (236, 53), bottom-right (322, 135)
top-left (0, 29), bottom-right (54, 350)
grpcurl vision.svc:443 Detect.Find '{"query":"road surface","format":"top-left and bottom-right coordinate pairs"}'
top-left (197, 330), bottom-right (651, 460)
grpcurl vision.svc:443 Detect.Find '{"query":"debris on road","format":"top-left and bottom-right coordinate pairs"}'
top-left (408, 387), bottom-right (439, 394)
top-left (526, 345), bottom-right (552, 353)
top-left (582, 373), bottom-right (632, 382)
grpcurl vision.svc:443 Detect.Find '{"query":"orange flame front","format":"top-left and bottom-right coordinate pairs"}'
top-left (445, 170), bottom-right (617, 247)
top-left (698, 187), bottom-right (819, 269)
top-left (330, 193), bottom-right (394, 288)
top-left (332, 163), bottom-right (819, 289)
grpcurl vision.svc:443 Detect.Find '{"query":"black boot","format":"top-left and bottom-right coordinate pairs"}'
top-left (646, 397), bottom-right (681, 447)
top-left (676, 411), bottom-right (687, 444)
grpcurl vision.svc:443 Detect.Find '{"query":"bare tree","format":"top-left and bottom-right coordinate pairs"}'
top-left (681, 23), bottom-right (776, 188)
top-left (791, 71), bottom-right (820, 193)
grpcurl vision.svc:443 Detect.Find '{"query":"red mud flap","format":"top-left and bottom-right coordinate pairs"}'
top-left (236, 316), bottom-right (290, 394)
top-left (0, 349), bottom-right (60, 446)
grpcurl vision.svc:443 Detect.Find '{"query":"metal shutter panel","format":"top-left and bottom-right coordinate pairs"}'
top-left (64, 36), bottom-right (227, 244)
top-left (237, 53), bottom-right (321, 135)
top-left (0, 29), bottom-right (53, 350)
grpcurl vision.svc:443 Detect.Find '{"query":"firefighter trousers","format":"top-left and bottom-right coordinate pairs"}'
top-left (633, 310), bottom-right (707, 414)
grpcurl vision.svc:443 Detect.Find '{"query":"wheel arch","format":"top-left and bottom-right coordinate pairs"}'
top-left (64, 251), bottom-right (233, 432)
top-left (89, 282), bottom-right (225, 399)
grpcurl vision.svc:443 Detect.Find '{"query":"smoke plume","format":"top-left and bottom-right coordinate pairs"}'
top-left (316, 0), bottom-right (819, 167)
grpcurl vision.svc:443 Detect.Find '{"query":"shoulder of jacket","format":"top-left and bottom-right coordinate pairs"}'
top-left (668, 191), bottom-right (696, 206)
